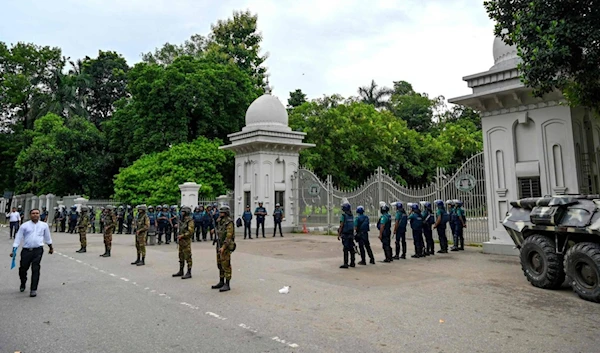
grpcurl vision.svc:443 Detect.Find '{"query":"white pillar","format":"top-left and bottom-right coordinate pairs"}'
top-left (179, 182), bottom-right (201, 207)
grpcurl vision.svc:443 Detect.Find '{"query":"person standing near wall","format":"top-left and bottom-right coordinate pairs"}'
top-left (9, 207), bottom-right (21, 239)
top-left (10, 208), bottom-right (54, 297)
top-left (254, 202), bottom-right (267, 238)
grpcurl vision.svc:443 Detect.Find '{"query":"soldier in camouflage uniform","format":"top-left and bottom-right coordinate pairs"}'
top-left (172, 206), bottom-right (194, 279)
top-left (101, 205), bottom-right (117, 258)
top-left (211, 205), bottom-right (236, 292)
top-left (132, 205), bottom-right (150, 266)
top-left (76, 206), bottom-right (90, 253)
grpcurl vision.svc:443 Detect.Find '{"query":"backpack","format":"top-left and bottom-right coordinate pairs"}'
top-left (426, 212), bottom-right (435, 225)
top-left (236, 218), bottom-right (242, 228)
top-left (441, 210), bottom-right (450, 224)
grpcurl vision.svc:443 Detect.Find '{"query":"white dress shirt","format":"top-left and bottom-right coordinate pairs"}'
top-left (12, 220), bottom-right (53, 249)
top-left (9, 211), bottom-right (21, 222)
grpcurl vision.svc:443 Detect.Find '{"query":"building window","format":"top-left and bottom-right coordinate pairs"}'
top-left (275, 191), bottom-right (285, 208)
top-left (518, 177), bottom-right (542, 198)
top-left (244, 192), bottom-right (251, 208)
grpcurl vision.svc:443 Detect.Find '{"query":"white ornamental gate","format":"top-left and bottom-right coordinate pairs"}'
top-left (294, 152), bottom-right (488, 244)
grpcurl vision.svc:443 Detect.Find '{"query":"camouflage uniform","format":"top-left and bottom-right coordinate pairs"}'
top-left (178, 215), bottom-right (194, 269)
top-left (135, 213), bottom-right (150, 257)
top-left (217, 215), bottom-right (235, 279)
top-left (102, 208), bottom-right (117, 257)
top-left (77, 211), bottom-right (90, 250)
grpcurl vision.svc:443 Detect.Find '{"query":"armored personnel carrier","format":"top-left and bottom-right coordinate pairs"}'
top-left (503, 195), bottom-right (600, 303)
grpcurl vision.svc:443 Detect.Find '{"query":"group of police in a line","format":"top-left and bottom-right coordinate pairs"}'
top-left (239, 201), bottom-right (285, 239)
top-left (67, 203), bottom-right (236, 292)
top-left (337, 199), bottom-right (466, 268)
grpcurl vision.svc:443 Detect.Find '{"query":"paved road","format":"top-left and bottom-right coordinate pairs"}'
top-left (1, 228), bottom-right (599, 353)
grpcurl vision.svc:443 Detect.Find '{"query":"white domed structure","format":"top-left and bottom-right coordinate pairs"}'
top-left (244, 94), bottom-right (289, 131)
top-left (491, 36), bottom-right (520, 70)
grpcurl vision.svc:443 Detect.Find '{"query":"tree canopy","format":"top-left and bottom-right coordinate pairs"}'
top-left (485, 0), bottom-right (600, 110)
top-left (113, 137), bottom-right (233, 205)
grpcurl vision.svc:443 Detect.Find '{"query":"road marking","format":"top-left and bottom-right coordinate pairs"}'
top-left (91, 266), bottom-right (98, 270)
top-left (120, 277), bottom-right (129, 282)
top-left (272, 336), bottom-right (300, 348)
top-left (239, 323), bottom-right (258, 333)
top-left (75, 260), bottom-right (82, 263)
top-left (109, 273), bottom-right (116, 277)
top-left (205, 311), bottom-right (227, 320)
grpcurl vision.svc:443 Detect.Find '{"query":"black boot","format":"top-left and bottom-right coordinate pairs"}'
top-left (411, 245), bottom-right (421, 258)
top-left (131, 254), bottom-right (140, 265)
top-left (172, 263), bottom-right (184, 277)
top-left (400, 252), bottom-right (406, 259)
top-left (211, 278), bottom-right (225, 289)
top-left (340, 250), bottom-right (349, 268)
top-left (219, 279), bottom-right (231, 292)
top-left (76, 247), bottom-right (86, 253)
top-left (370, 258), bottom-right (375, 264)
top-left (349, 251), bottom-right (356, 267)
top-left (181, 268), bottom-right (192, 279)
top-left (101, 249), bottom-right (111, 257)
top-left (99, 246), bottom-right (108, 257)
top-left (137, 257), bottom-right (145, 266)
top-left (393, 245), bottom-right (400, 260)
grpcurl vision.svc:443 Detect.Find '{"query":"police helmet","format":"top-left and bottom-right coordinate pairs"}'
top-left (380, 203), bottom-right (389, 213)
top-left (275, 203), bottom-right (281, 207)
top-left (435, 200), bottom-right (445, 208)
top-left (42, 206), bottom-right (46, 210)
top-left (106, 205), bottom-right (115, 210)
top-left (194, 205), bottom-right (200, 211)
top-left (395, 202), bottom-right (404, 210)
top-left (137, 204), bottom-right (147, 212)
top-left (219, 205), bottom-right (231, 216)
top-left (424, 201), bottom-right (432, 209)
top-left (411, 203), bottom-right (420, 211)
top-left (341, 203), bottom-right (351, 212)
top-left (71, 205), bottom-right (77, 209)
top-left (127, 205), bottom-right (132, 209)
top-left (455, 200), bottom-right (463, 207)
top-left (446, 200), bottom-right (455, 206)
top-left (213, 203), bottom-right (218, 207)
top-left (54, 207), bottom-right (58, 210)
top-left (258, 201), bottom-right (263, 205)
top-left (148, 205), bottom-right (154, 211)
top-left (179, 206), bottom-right (191, 214)
top-left (356, 206), bottom-right (365, 214)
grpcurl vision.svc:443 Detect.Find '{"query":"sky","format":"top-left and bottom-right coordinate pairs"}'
top-left (0, 0), bottom-right (496, 104)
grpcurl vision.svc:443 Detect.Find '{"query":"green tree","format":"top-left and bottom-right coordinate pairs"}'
top-left (105, 56), bottom-right (258, 167)
top-left (357, 80), bottom-right (393, 108)
top-left (435, 119), bottom-right (483, 170)
top-left (14, 113), bottom-right (113, 197)
top-left (287, 89), bottom-right (307, 108)
top-left (485, 0), bottom-right (600, 109)
top-left (290, 99), bottom-right (451, 187)
top-left (389, 92), bottom-right (437, 133)
top-left (0, 42), bottom-right (63, 130)
top-left (0, 128), bottom-right (23, 192)
top-left (113, 137), bottom-right (233, 205)
top-left (391, 80), bottom-right (415, 96)
top-left (142, 34), bottom-right (207, 66)
top-left (81, 51), bottom-right (129, 126)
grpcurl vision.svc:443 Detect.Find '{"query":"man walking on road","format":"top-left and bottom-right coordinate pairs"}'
top-left (10, 208), bottom-right (54, 297)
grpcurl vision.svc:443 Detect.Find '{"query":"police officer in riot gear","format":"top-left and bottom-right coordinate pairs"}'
top-left (337, 202), bottom-right (356, 268)
top-left (378, 203), bottom-right (393, 263)
top-left (354, 206), bottom-right (375, 265)
top-left (393, 202), bottom-right (408, 260)
top-left (433, 200), bottom-right (449, 253)
top-left (408, 203), bottom-right (425, 258)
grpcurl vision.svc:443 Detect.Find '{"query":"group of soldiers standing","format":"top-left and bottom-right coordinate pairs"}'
top-left (337, 199), bottom-right (467, 268)
top-left (66, 203), bottom-right (236, 292)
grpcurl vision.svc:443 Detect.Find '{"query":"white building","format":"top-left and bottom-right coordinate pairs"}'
top-left (220, 92), bottom-right (315, 231)
top-left (449, 37), bottom-right (599, 255)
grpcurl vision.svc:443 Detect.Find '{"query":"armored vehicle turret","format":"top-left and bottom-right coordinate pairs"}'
top-left (503, 195), bottom-right (600, 303)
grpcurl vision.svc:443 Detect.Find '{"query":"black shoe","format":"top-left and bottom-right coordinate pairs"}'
top-left (244, 237), bottom-right (246, 239)
top-left (411, 254), bottom-right (421, 258)
top-left (172, 268), bottom-right (184, 277)
top-left (349, 263), bottom-right (355, 268)
top-left (280, 235), bottom-right (284, 237)
top-left (20, 284), bottom-right (25, 292)
top-left (430, 251), bottom-right (435, 255)
top-left (30, 290), bottom-right (37, 297)
top-left (382, 259), bottom-right (391, 263)
top-left (101, 250), bottom-right (111, 257)
top-left (219, 279), bottom-right (231, 292)
top-left (400, 254), bottom-right (406, 259)
top-left (76, 247), bottom-right (86, 253)
top-left (393, 256), bottom-right (400, 260)
top-left (136, 259), bottom-right (145, 266)
top-left (458, 247), bottom-right (464, 251)
top-left (358, 261), bottom-right (367, 265)
top-left (131, 256), bottom-right (140, 265)
top-left (451, 247), bottom-right (459, 252)
top-left (340, 264), bottom-right (349, 268)
top-left (182, 269), bottom-right (192, 279)
top-left (262, 236), bottom-right (265, 238)
top-left (211, 278), bottom-right (225, 289)
top-left (370, 258), bottom-right (375, 264)
top-left (249, 237), bottom-right (253, 239)
top-left (273, 235), bottom-right (276, 237)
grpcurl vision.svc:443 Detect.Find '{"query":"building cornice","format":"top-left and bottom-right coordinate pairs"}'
top-left (481, 99), bottom-right (569, 117)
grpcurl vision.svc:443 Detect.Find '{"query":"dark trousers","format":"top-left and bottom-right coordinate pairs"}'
top-left (19, 247), bottom-right (44, 291)
top-left (194, 222), bottom-right (202, 240)
top-left (412, 228), bottom-right (424, 254)
top-left (60, 220), bottom-right (66, 232)
top-left (273, 220), bottom-right (282, 237)
top-left (91, 221), bottom-right (96, 234)
top-left (68, 220), bottom-right (76, 233)
top-left (118, 219), bottom-right (124, 233)
top-left (256, 219), bottom-right (265, 237)
top-left (394, 229), bottom-right (407, 257)
top-left (157, 223), bottom-right (168, 243)
top-left (202, 224), bottom-right (209, 240)
top-left (54, 219), bottom-right (59, 232)
top-left (357, 233), bottom-right (374, 262)
top-left (341, 235), bottom-right (355, 265)
top-left (437, 227), bottom-right (448, 251)
top-left (244, 222), bottom-right (252, 239)
top-left (423, 226), bottom-right (434, 253)
top-left (126, 218), bottom-right (133, 234)
top-left (10, 221), bottom-right (19, 238)
top-left (381, 235), bottom-right (392, 260)
top-left (455, 224), bottom-right (465, 249)
top-left (99, 222), bottom-right (104, 234)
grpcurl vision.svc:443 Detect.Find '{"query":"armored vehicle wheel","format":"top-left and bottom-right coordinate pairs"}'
top-left (520, 235), bottom-right (565, 289)
top-left (564, 242), bottom-right (600, 303)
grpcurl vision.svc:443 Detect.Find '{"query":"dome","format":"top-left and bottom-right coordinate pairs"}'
top-left (244, 94), bottom-right (289, 130)
top-left (491, 36), bottom-right (519, 70)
